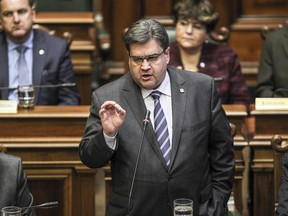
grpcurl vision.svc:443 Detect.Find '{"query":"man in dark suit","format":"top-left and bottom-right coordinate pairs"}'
top-left (256, 25), bottom-right (288, 98)
top-left (79, 18), bottom-right (235, 216)
top-left (0, 0), bottom-right (80, 105)
top-left (0, 153), bottom-right (34, 216)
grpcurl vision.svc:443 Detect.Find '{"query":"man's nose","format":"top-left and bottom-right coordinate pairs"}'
top-left (141, 59), bottom-right (151, 69)
top-left (13, 12), bottom-right (20, 22)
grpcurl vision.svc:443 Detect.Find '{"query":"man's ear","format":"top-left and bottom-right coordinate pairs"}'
top-left (165, 47), bottom-right (170, 64)
top-left (31, 6), bottom-right (36, 21)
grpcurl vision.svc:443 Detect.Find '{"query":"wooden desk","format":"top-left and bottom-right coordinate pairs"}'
top-left (0, 106), bottom-right (94, 216)
top-left (103, 105), bottom-right (249, 215)
top-left (223, 104), bottom-right (250, 215)
top-left (0, 105), bottom-right (249, 215)
top-left (250, 109), bottom-right (288, 216)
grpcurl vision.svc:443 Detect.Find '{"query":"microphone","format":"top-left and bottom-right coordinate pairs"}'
top-left (22, 201), bottom-right (58, 212)
top-left (142, 110), bottom-right (150, 129)
top-left (0, 83), bottom-right (76, 91)
top-left (127, 110), bottom-right (150, 216)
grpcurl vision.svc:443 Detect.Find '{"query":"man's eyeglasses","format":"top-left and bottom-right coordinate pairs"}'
top-left (129, 50), bottom-right (165, 65)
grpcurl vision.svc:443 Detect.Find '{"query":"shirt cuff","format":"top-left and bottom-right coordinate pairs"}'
top-left (103, 132), bottom-right (117, 150)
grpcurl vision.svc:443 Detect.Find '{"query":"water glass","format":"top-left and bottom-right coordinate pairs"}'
top-left (1, 206), bottom-right (22, 216)
top-left (18, 86), bottom-right (35, 109)
top-left (173, 198), bottom-right (193, 216)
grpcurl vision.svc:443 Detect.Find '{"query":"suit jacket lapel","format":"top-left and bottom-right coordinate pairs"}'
top-left (123, 74), bottom-right (169, 170)
top-left (168, 68), bottom-right (187, 170)
top-left (32, 30), bottom-right (47, 102)
top-left (0, 34), bottom-right (9, 99)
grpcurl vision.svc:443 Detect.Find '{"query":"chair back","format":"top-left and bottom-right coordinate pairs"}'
top-left (0, 144), bottom-right (7, 153)
top-left (32, 24), bottom-right (73, 47)
top-left (260, 21), bottom-right (288, 40)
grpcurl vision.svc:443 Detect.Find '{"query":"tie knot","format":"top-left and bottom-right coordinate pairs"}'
top-left (16, 45), bottom-right (28, 54)
top-left (151, 90), bottom-right (161, 100)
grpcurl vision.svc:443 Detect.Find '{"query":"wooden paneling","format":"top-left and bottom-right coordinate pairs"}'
top-left (35, 13), bottom-right (96, 105)
top-left (242, 0), bottom-right (288, 15)
top-left (223, 105), bottom-right (250, 214)
top-left (250, 109), bottom-right (288, 216)
top-left (37, 0), bottom-right (93, 12)
top-left (0, 106), bottom-right (96, 216)
top-left (2, 104), bottom-right (288, 215)
top-left (144, 0), bottom-right (174, 16)
top-left (103, 105), bottom-right (249, 215)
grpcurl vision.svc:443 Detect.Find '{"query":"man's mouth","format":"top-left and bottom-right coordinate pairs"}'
top-left (142, 74), bottom-right (152, 80)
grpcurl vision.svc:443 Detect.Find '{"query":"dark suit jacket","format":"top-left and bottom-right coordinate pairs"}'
top-left (276, 152), bottom-right (288, 216)
top-left (256, 25), bottom-right (288, 97)
top-left (0, 29), bottom-right (80, 105)
top-left (79, 67), bottom-right (235, 216)
top-left (0, 153), bottom-right (34, 216)
top-left (169, 42), bottom-right (250, 105)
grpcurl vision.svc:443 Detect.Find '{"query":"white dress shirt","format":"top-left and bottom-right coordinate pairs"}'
top-left (104, 71), bottom-right (173, 150)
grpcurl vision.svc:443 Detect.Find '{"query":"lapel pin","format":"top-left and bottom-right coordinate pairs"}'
top-left (39, 49), bottom-right (45, 55)
top-left (180, 88), bottom-right (185, 93)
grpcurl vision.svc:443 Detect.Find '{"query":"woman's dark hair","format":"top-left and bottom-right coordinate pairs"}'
top-left (124, 18), bottom-right (169, 53)
top-left (173, 0), bottom-right (219, 33)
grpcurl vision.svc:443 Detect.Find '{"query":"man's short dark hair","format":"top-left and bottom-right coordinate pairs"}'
top-left (124, 18), bottom-right (169, 53)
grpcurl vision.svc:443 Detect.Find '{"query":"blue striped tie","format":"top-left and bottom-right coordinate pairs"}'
top-left (16, 45), bottom-right (29, 86)
top-left (151, 91), bottom-right (171, 166)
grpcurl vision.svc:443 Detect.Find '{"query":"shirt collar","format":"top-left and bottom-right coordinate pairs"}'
top-left (142, 71), bottom-right (171, 99)
top-left (7, 30), bottom-right (34, 52)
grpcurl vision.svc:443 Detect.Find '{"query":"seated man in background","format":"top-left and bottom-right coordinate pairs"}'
top-left (0, 150), bottom-right (35, 216)
top-left (0, 0), bottom-right (80, 105)
top-left (169, 0), bottom-right (250, 105)
top-left (276, 152), bottom-right (288, 215)
top-left (256, 25), bottom-right (288, 98)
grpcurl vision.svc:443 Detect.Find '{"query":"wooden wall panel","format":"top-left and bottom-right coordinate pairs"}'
top-left (35, 13), bottom-right (96, 105)
top-left (0, 106), bottom-right (96, 216)
top-left (144, 0), bottom-right (174, 16)
top-left (242, 0), bottom-right (288, 15)
top-left (105, 0), bottom-right (142, 61)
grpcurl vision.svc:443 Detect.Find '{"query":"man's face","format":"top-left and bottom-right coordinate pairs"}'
top-left (0, 0), bottom-right (35, 44)
top-left (128, 39), bottom-right (170, 90)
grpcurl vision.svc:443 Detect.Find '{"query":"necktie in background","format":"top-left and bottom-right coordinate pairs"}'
top-left (151, 90), bottom-right (171, 166)
top-left (16, 45), bottom-right (29, 86)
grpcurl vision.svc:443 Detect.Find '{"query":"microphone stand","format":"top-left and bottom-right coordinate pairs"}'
top-left (127, 111), bottom-right (150, 216)
top-left (21, 201), bottom-right (58, 214)
top-left (0, 83), bottom-right (76, 91)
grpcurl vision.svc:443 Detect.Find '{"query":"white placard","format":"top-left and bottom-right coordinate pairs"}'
top-left (0, 100), bottom-right (18, 113)
top-left (255, 98), bottom-right (288, 110)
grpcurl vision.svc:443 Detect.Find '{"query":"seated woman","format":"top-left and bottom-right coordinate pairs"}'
top-left (169, 0), bottom-right (250, 105)
top-left (0, 152), bottom-right (34, 216)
